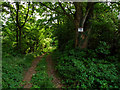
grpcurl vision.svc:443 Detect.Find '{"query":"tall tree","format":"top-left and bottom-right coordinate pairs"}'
top-left (39, 2), bottom-right (96, 48)
top-left (15, 2), bottom-right (30, 50)
top-left (2, 2), bottom-right (34, 52)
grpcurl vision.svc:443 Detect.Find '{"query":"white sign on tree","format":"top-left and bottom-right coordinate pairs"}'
top-left (78, 28), bottom-right (83, 32)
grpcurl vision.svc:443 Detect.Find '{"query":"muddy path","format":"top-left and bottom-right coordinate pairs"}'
top-left (46, 55), bottom-right (64, 88)
top-left (21, 54), bottom-right (45, 88)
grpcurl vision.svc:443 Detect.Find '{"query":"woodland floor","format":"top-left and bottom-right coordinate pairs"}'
top-left (21, 54), bottom-right (63, 88)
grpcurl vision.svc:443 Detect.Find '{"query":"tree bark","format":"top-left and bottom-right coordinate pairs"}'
top-left (81, 29), bottom-right (91, 48)
top-left (19, 28), bottom-right (22, 50)
top-left (74, 2), bottom-right (95, 48)
top-left (16, 27), bottom-right (19, 48)
top-left (15, 2), bottom-right (30, 53)
top-left (74, 19), bottom-right (79, 48)
top-left (80, 3), bottom-right (94, 49)
top-left (74, 2), bottom-right (82, 47)
top-left (16, 2), bottom-right (20, 49)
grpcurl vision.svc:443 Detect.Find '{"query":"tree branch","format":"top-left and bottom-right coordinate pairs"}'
top-left (10, 7), bottom-right (16, 23)
top-left (81, 2), bottom-right (97, 27)
top-left (39, 2), bottom-right (60, 13)
top-left (24, 3), bottom-right (35, 23)
top-left (58, 3), bottom-right (67, 14)
top-left (16, 2), bottom-right (20, 29)
top-left (58, 2), bottom-right (73, 18)
top-left (21, 2), bottom-right (30, 28)
top-left (67, 4), bottom-right (74, 16)
top-left (39, 2), bottom-right (73, 20)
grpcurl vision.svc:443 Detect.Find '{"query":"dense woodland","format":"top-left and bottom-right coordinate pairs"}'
top-left (1, 1), bottom-right (120, 88)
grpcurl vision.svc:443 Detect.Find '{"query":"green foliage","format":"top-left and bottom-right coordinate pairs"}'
top-left (54, 17), bottom-right (75, 50)
top-left (95, 41), bottom-right (110, 55)
top-left (2, 2), bottom-right (120, 89)
top-left (88, 4), bottom-right (118, 49)
top-left (64, 40), bottom-right (74, 50)
top-left (34, 28), bottom-right (57, 55)
top-left (2, 53), bottom-right (34, 88)
top-left (52, 49), bottom-right (120, 88)
top-left (94, 41), bottom-right (111, 59)
top-left (31, 55), bottom-right (54, 88)
top-left (2, 2), bottom-right (58, 55)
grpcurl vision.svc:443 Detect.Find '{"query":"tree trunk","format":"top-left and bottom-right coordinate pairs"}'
top-left (118, 20), bottom-right (120, 36)
top-left (16, 28), bottom-right (19, 48)
top-left (80, 4), bottom-right (94, 49)
top-left (74, 19), bottom-right (80, 47)
top-left (74, 2), bottom-right (94, 49)
top-left (15, 2), bottom-right (30, 53)
top-left (19, 27), bottom-right (22, 52)
top-left (81, 29), bottom-right (91, 48)
top-left (74, 2), bottom-right (82, 48)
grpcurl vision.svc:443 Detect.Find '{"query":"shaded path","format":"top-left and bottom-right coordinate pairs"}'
top-left (46, 55), bottom-right (63, 88)
top-left (22, 54), bottom-right (45, 88)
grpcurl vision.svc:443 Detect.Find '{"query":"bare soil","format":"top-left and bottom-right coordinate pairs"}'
top-left (22, 54), bottom-right (45, 88)
top-left (46, 55), bottom-right (64, 88)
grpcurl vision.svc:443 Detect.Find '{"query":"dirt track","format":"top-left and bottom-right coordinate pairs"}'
top-left (22, 55), bottom-right (44, 88)
top-left (46, 55), bottom-right (63, 88)
top-left (21, 54), bottom-right (63, 88)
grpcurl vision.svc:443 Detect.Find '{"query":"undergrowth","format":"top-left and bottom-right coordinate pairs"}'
top-left (2, 52), bottom-right (34, 88)
top-left (52, 41), bottom-right (120, 88)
